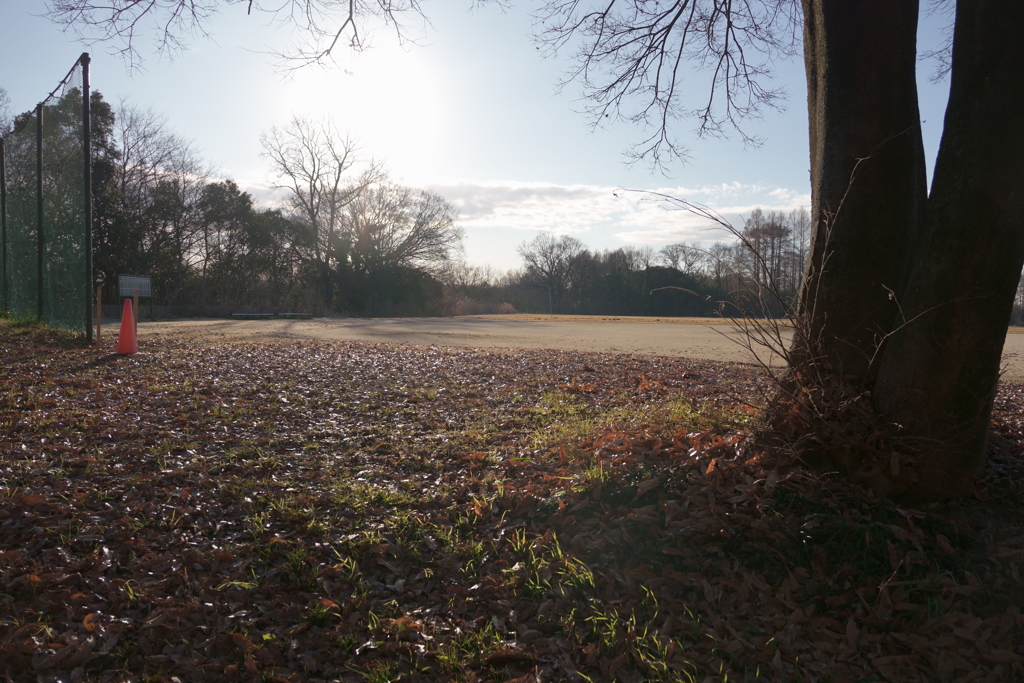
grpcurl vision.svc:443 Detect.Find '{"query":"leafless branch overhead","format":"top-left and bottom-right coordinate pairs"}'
top-left (45, 0), bottom-right (430, 70)
top-left (532, 0), bottom-right (802, 170)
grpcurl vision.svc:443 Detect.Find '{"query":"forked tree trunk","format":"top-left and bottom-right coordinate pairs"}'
top-left (873, 0), bottom-right (1024, 499)
top-left (787, 0), bottom-right (1024, 501)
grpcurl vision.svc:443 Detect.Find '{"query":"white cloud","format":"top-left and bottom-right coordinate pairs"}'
top-left (425, 181), bottom-right (626, 233)
top-left (234, 176), bottom-right (811, 270)
top-left (234, 178), bottom-right (284, 209)
top-left (427, 180), bottom-right (811, 245)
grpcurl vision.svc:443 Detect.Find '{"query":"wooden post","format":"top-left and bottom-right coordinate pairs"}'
top-left (95, 286), bottom-right (102, 346)
top-left (133, 289), bottom-right (139, 339)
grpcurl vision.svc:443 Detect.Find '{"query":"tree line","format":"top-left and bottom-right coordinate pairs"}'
top-left (63, 92), bottom-right (463, 317)
top-left (3, 85), bottom-right (817, 320)
top-left (445, 207), bottom-right (811, 318)
top-left (11, 86), bottom-right (1022, 326)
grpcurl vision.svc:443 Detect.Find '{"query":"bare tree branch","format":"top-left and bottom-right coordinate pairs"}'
top-left (259, 114), bottom-right (380, 268)
top-left (344, 183), bottom-right (463, 274)
top-left (919, 0), bottom-right (955, 83)
top-left (0, 86), bottom-right (12, 136)
top-left (531, 0), bottom-right (802, 170)
top-left (46, 0), bottom-right (803, 170)
top-left (44, 0), bottom-right (431, 70)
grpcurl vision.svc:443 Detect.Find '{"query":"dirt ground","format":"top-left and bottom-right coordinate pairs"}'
top-left (136, 314), bottom-right (1024, 381)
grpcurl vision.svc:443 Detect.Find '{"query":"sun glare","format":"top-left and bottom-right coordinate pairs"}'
top-left (276, 46), bottom-right (447, 184)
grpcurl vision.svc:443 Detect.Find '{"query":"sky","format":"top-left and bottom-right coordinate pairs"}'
top-left (0, 3), bottom-right (954, 272)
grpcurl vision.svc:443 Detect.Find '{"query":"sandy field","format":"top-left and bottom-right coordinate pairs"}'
top-left (137, 314), bottom-right (1024, 381)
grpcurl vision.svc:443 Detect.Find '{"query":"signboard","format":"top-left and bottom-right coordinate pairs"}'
top-left (118, 274), bottom-right (152, 298)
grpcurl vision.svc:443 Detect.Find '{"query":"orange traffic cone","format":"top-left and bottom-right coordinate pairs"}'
top-left (116, 298), bottom-right (138, 355)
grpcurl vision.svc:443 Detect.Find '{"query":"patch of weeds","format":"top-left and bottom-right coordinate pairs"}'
top-left (246, 511), bottom-right (271, 540)
top-left (306, 601), bottom-right (336, 627)
top-left (334, 481), bottom-right (418, 511)
top-left (431, 522), bottom-right (462, 553)
top-left (460, 538), bottom-right (490, 574)
top-left (215, 564), bottom-right (261, 593)
top-left (436, 620), bottom-right (507, 675)
top-left (525, 394), bottom-right (598, 447)
top-left (305, 514), bottom-right (332, 536)
top-left (120, 581), bottom-right (142, 606)
top-left (504, 528), bottom-right (595, 600)
top-left (332, 552), bottom-right (361, 581)
top-left (123, 512), bottom-right (150, 534)
top-left (580, 596), bottom-right (704, 683)
top-left (335, 632), bottom-right (357, 655)
top-left (349, 578), bottom-right (372, 610)
top-left (268, 492), bottom-right (318, 526)
top-left (412, 387), bottom-right (438, 401)
top-left (216, 577), bottom-right (259, 592)
top-left (282, 548), bottom-right (321, 591)
top-left (286, 547), bottom-right (307, 574)
top-left (225, 442), bottom-right (264, 463)
top-left (355, 659), bottom-right (401, 683)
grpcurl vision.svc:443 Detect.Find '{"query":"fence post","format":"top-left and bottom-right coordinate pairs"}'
top-left (82, 52), bottom-right (93, 343)
top-left (36, 102), bottom-right (43, 321)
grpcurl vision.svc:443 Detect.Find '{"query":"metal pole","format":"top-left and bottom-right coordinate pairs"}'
top-left (36, 102), bottom-right (43, 321)
top-left (1, 139), bottom-right (6, 312)
top-left (82, 53), bottom-right (93, 343)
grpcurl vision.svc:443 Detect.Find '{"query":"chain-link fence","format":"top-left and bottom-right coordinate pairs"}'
top-left (1, 53), bottom-right (92, 338)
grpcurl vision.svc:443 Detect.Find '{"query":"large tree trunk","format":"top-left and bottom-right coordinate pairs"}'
top-left (872, 0), bottom-right (1024, 499)
top-left (780, 0), bottom-right (1024, 501)
top-left (799, 0), bottom-right (927, 382)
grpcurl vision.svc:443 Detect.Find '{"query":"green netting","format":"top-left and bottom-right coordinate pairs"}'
top-left (42, 68), bottom-right (87, 333)
top-left (1, 57), bottom-right (88, 333)
top-left (3, 112), bottom-right (38, 319)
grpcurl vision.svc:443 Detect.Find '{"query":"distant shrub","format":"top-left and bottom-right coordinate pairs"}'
top-left (442, 292), bottom-right (518, 316)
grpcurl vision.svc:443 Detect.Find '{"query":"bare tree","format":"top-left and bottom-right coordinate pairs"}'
top-left (114, 101), bottom-right (199, 215)
top-left (343, 182), bottom-right (463, 275)
top-left (45, 0), bottom-right (431, 69)
top-left (738, 208), bottom-right (790, 288)
top-left (658, 241), bottom-right (705, 274)
top-left (90, 100), bottom-right (210, 304)
top-left (622, 245), bottom-right (656, 271)
top-left (786, 206), bottom-right (810, 292)
top-left (0, 86), bottom-right (12, 136)
top-left (704, 241), bottom-right (737, 291)
top-left (260, 115), bottom-right (380, 308)
top-left (517, 232), bottom-right (586, 314)
top-left (439, 260), bottom-right (500, 291)
top-left (45, 1), bottom-right (798, 164)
